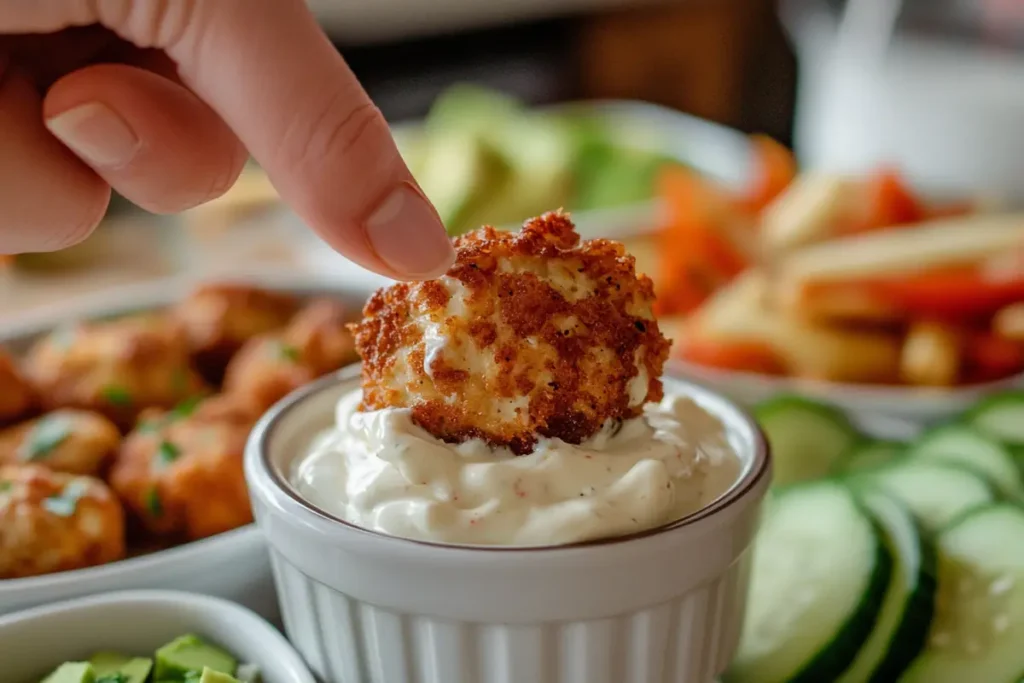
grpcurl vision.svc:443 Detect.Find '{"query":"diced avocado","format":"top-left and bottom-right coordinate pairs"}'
top-left (88, 653), bottom-right (129, 676)
top-left (415, 131), bottom-right (511, 236)
top-left (424, 83), bottom-right (523, 138)
top-left (97, 659), bottom-right (151, 683)
top-left (40, 662), bottom-right (95, 683)
top-left (198, 668), bottom-right (242, 683)
top-left (154, 635), bottom-right (236, 681)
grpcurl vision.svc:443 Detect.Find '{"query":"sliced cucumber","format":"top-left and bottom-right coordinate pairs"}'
top-left (907, 425), bottom-right (1023, 498)
top-left (726, 482), bottom-right (892, 683)
top-left (966, 391), bottom-right (1024, 446)
top-left (755, 396), bottom-right (861, 487)
top-left (837, 490), bottom-right (936, 683)
top-left (900, 505), bottom-right (1024, 683)
top-left (850, 459), bottom-right (997, 533)
top-left (842, 441), bottom-right (905, 475)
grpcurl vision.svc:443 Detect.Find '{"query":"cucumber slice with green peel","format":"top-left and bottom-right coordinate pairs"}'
top-left (899, 505), bottom-right (1024, 683)
top-left (842, 441), bottom-right (905, 475)
top-left (907, 425), bottom-right (1023, 498)
top-left (725, 482), bottom-right (892, 683)
top-left (838, 490), bottom-right (936, 683)
top-left (849, 459), bottom-right (997, 533)
top-left (755, 396), bottom-right (861, 486)
top-left (965, 391), bottom-right (1024, 446)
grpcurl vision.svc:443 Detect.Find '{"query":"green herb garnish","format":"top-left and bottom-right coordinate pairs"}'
top-left (156, 440), bottom-right (182, 466)
top-left (183, 671), bottom-right (202, 683)
top-left (43, 478), bottom-right (91, 517)
top-left (102, 385), bottom-right (133, 406)
top-left (144, 487), bottom-right (163, 517)
top-left (97, 673), bottom-right (129, 683)
top-left (19, 413), bottom-right (73, 461)
top-left (0, 481), bottom-right (11, 493)
top-left (170, 395), bottom-right (202, 419)
top-left (274, 342), bottom-right (301, 363)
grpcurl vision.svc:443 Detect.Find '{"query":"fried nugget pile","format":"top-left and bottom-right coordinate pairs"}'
top-left (352, 211), bottom-right (670, 454)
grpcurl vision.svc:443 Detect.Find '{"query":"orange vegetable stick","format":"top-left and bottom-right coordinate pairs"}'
top-left (740, 134), bottom-right (797, 215)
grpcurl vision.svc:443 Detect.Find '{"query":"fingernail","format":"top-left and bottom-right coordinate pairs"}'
top-left (45, 102), bottom-right (140, 170)
top-left (365, 182), bottom-right (455, 279)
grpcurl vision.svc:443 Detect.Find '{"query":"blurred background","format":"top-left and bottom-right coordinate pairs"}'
top-left (5, 0), bottom-right (1024, 402)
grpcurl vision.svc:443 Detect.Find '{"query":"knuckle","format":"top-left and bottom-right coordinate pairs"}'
top-left (281, 91), bottom-right (393, 173)
top-left (99, 0), bottom-right (201, 51)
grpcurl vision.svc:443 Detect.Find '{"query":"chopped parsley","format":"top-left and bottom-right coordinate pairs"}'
top-left (101, 385), bottom-right (133, 406)
top-left (170, 395), bottom-right (202, 419)
top-left (156, 440), bottom-right (182, 466)
top-left (42, 479), bottom-right (90, 518)
top-left (273, 341), bottom-right (301, 363)
top-left (144, 487), bottom-right (164, 518)
top-left (0, 481), bottom-right (11, 493)
top-left (19, 414), bottom-right (73, 461)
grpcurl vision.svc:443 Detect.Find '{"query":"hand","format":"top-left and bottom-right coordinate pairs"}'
top-left (0, 0), bottom-right (455, 280)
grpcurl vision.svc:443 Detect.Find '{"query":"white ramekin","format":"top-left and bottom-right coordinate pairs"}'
top-left (245, 366), bottom-right (771, 683)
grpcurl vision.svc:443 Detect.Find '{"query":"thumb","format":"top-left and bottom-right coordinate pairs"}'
top-left (4, 0), bottom-right (455, 280)
top-left (170, 0), bottom-right (455, 280)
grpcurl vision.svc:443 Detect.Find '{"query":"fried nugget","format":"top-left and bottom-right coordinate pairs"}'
top-left (0, 464), bottom-right (125, 579)
top-left (173, 283), bottom-right (299, 384)
top-left (352, 211), bottom-right (670, 454)
top-left (23, 315), bottom-right (208, 429)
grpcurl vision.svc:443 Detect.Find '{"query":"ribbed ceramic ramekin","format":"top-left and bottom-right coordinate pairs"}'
top-left (245, 366), bottom-right (771, 683)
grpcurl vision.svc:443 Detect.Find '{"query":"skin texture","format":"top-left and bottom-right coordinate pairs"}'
top-left (0, 1), bottom-right (454, 279)
top-left (353, 211), bottom-right (672, 454)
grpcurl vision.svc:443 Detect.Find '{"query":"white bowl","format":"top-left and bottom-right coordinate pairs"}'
top-left (245, 368), bottom-right (771, 683)
top-left (0, 273), bottom-right (370, 619)
top-left (0, 590), bottom-right (316, 683)
top-left (673, 360), bottom-right (1024, 427)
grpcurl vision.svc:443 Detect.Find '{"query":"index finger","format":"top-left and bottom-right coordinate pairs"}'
top-left (2, 0), bottom-right (455, 280)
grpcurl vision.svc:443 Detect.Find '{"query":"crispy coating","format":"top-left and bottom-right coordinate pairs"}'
top-left (282, 298), bottom-right (359, 375)
top-left (223, 300), bottom-right (357, 411)
top-left (222, 333), bottom-right (320, 412)
top-left (22, 314), bottom-right (207, 429)
top-left (173, 284), bottom-right (299, 384)
top-left (352, 211), bottom-right (670, 453)
top-left (0, 464), bottom-right (125, 579)
top-left (0, 348), bottom-right (35, 424)
top-left (0, 410), bottom-right (120, 477)
top-left (109, 394), bottom-right (257, 542)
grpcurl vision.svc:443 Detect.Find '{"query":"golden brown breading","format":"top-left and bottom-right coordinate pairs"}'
top-left (0, 349), bottom-right (35, 425)
top-left (282, 298), bottom-right (358, 375)
top-left (0, 410), bottom-right (120, 477)
top-left (173, 284), bottom-right (299, 384)
top-left (22, 314), bottom-right (208, 430)
top-left (352, 211), bottom-right (670, 454)
top-left (222, 333), bottom-right (321, 412)
top-left (109, 394), bottom-right (257, 542)
top-left (0, 464), bottom-right (125, 579)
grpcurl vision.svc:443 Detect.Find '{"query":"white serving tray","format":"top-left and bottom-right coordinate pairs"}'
top-left (0, 273), bottom-right (369, 620)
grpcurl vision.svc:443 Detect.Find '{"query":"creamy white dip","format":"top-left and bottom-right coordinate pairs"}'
top-left (292, 389), bottom-right (740, 546)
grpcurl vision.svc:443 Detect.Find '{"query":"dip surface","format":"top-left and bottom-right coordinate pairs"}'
top-left (292, 388), bottom-right (740, 546)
